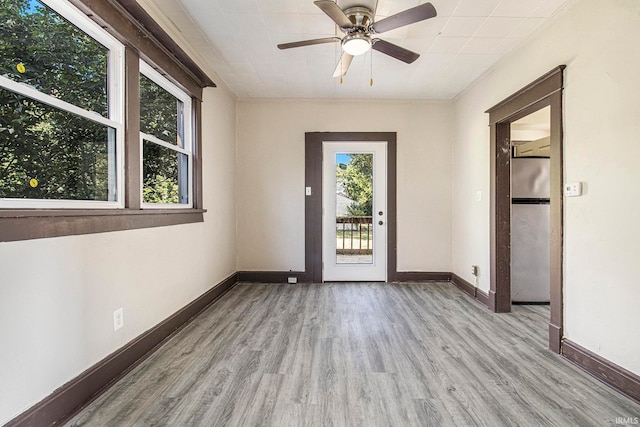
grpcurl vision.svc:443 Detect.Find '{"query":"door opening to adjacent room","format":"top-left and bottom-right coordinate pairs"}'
top-left (487, 66), bottom-right (565, 353)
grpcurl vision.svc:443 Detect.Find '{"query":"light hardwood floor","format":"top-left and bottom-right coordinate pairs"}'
top-left (66, 282), bottom-right (640, 426)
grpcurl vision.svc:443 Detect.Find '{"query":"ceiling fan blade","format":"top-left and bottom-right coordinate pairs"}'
top-left (314, 0), bottom-right (353, 29)
top-left (372, 39), bottom-right (420, 63)
top-left (370, 2), bottom-right (437, 34)
top-left (333, 52), bottom-right (354, 77)
top-left (278, 37), bottom-right (341, 50)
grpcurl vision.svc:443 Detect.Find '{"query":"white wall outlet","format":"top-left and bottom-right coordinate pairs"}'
top-left (475, 190), bottom-right (482, 202)
top-left (288, 276), bottom-right (297, 284)
top-left (113, 308), bottom-right (124, 331)
top-left (305, 186), bottom-right (312, 196)
top-left (471, 265), bottom-right (479, 277)
top-left (565, 182), bottom-right (582, 197)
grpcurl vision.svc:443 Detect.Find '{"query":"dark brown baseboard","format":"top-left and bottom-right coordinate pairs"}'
top-left (451, 273), bottom-right (490, 308)
top-left (488, 289), bottom-right (497, 311)
top-left (451, 273), bottom-right (475, 297)
top-left (562, 339), bottom-right (640, 404)
top-left (237, 271), bottom-right (308, 283)
top-left (5, 273), bottom-right (239, 427)
top-left (237, 271), bottom-right (455, 284)
top-left (476, 288), bottom-right (489, 307)
top-left (549, 322), bottom-right (562, 354)
top-left (394, 271), bottom-right (452, 282)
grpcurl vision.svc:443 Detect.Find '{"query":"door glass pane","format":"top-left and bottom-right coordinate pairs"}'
top-left (335, 153), bottom-right (373, 264)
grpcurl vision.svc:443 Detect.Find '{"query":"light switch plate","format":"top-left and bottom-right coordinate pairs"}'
top-left (113, 308), bottom-right (124, 331)
top-left (305, 186), bottom-right (312, 196)
top-left (565, 182), bottom-right (582, 197)
top-left (475, 190), bottom-right (482, 202)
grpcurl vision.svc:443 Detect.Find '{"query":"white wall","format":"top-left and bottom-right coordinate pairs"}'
top-left (0, 85), bottom-right (237, 424)
top-left (236, 99), bottom-right (453, 273)
top-left (452, 0), bottom-right (640, 374)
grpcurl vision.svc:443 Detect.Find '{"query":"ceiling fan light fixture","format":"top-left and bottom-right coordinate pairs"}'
top-left (342, 34), bottom-right (371, 56)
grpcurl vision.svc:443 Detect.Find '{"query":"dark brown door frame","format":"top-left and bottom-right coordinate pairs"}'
top-left (486, 66), bottom-right (565, 353)
top-left (305, 132), bottom-right (397, 283)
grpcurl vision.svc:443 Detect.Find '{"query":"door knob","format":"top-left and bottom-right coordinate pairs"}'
top-left (378, 221), bottom-right (384, 225)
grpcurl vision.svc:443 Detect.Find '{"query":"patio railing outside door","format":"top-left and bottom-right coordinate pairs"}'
top-left (336, 216), bottom-right (373, 255)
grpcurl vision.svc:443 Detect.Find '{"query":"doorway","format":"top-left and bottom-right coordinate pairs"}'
top-left (322, 142), bottom-right (387, 281)
top-left (305, 132), bottom-right (397, 283)
top-left (486, 66), bottom-right (565, 353)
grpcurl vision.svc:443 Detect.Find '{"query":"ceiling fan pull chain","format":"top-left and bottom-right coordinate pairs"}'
top-left (370, 50), bottom-right (373, 86)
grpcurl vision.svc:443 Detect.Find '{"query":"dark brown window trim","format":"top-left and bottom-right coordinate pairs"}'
top-left (0, 0), bottom-right (209, 242)
top-left (115, 0), bottom-right (215, 88)
top-left (0, 209), bottom-right (206, 219)
top-left (125, 47), bottom-right (142, 210)
top-left (0, 209), bottom-right (205, 242)
top-left (69, 0), bottom-right (215, 98)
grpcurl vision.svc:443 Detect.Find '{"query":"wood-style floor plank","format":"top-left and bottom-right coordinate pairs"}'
top-left (65, 282), bottom-right (640, 426)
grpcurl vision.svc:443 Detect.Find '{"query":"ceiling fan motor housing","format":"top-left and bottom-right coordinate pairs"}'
top-left (343, 6), bottom-right (373, 30)
top-left (341, 7), bottom-right (374, 55)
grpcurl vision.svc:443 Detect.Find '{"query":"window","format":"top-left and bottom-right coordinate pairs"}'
top-left (139, 61), bottom-right (192, 207)
top-left (0, 0), bottom-right (210, 242)
top-left (0, 0), bottom-right (124, 208)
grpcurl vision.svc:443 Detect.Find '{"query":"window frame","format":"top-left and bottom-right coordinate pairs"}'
top-left (0, 0), bottom-right (212, 242)
top-left (139, 60), bottom-right (193, 209)
top-left (0, 0), bottom-right (125, 209)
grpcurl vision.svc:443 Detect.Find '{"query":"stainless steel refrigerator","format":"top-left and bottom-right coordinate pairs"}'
top-left (511, 157), bottom-right (550, 303)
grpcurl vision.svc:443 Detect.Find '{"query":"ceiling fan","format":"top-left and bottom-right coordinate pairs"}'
top-left (277, 0), bottom-right (437, 79)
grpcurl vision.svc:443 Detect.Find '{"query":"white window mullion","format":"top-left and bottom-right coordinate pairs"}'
top-left (0, 76), bottom-right (119, 129)
top-left (139, 61), bottom-right (191, 108)
top-left (0, 198), bottom-right (121, 209)
top-left (140, 132), bottom-right (191, 155)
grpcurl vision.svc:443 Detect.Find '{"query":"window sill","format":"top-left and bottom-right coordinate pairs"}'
top-left (0, 208), bottom-right (206, 242)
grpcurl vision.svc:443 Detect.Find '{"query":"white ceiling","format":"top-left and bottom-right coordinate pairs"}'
top-left (142, 0), bottom-right (572, 100)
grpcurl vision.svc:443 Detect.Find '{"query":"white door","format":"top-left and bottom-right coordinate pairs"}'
top-left (322, 141), bottom-right (387, 281)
